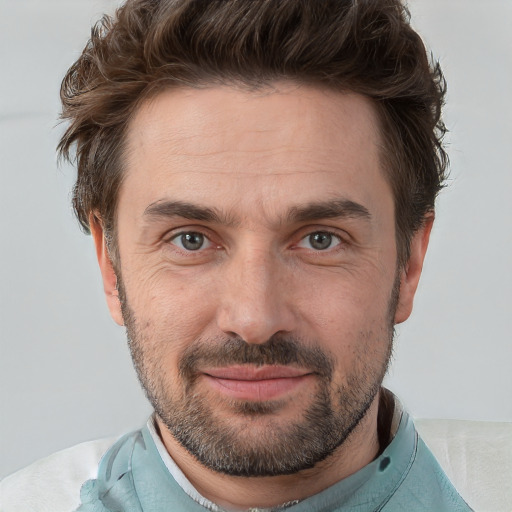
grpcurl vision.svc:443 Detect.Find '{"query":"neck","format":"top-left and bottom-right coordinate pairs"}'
top-left (156, 393), bottom-right (381, 510)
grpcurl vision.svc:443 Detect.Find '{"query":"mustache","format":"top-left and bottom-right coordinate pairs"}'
top-left (179, 334), bottom-right (334, 381)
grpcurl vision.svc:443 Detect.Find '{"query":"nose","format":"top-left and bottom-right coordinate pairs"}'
top-left (215, 246), bottom-right (297, 345)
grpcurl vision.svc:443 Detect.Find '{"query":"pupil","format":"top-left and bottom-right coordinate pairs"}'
top-left (310, 232), bottom-right (331, 250)
top-left (182, 232), bottom-right (203, 250)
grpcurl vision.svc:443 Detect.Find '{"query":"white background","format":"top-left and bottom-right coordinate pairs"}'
top-left (1, 0), bottom-right (511, 478)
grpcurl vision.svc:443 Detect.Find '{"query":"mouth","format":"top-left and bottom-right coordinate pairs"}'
top-left (202, 365), bottom-right (314, 401)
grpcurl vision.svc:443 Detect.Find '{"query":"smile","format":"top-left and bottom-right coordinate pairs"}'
top-left (202, 365), bottom-right (314, 401)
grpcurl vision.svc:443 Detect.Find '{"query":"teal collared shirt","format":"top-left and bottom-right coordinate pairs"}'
top-left (77, 410), bottom-right (472, 511)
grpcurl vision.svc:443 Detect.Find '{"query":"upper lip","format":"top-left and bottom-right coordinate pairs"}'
top-left (203, 365), bottom-right (312, 381)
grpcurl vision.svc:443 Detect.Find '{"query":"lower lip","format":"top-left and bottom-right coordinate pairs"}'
top-left (203, 374), bottom-right (312, 401)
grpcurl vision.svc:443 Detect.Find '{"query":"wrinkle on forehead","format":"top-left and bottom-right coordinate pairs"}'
top-left (119, 84), bottom-right (393, 239)
top-left (125, 84), bottom-right (381, 175)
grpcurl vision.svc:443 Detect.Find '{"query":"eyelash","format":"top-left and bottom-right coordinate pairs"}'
top-left (165, 228), bottom-right (347, 255)
top-left (295, 230), bottom-right (344, 251)
top-left (166, 230), bottom-right (217, 254)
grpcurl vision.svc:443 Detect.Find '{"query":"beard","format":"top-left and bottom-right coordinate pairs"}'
top-left (118, 277), bottom-right (397, 478)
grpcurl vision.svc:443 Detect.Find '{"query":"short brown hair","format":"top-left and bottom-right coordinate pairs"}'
top-left (58, 0), bottom-right (447, 266)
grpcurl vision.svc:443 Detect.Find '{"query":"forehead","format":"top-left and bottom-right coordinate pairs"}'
top-left (122, 84), bottom-right (391, 225)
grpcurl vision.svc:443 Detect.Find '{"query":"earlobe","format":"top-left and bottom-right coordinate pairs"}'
top-left (394, 214), bottom-right (434, 325)
top-left (89, 214), bottom-right (125, 326)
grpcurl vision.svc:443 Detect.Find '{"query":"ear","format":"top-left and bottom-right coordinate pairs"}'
top-left (89, 213), bottom-right (124, 326)
top-left (394, 214), bottom-right (434, 324)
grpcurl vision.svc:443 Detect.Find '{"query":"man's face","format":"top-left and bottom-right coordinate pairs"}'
top-left (96, 84), bottom-right (420, 476)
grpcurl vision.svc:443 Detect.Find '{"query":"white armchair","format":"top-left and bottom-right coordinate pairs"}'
top-left (416, 419), bottom-right (512, 512)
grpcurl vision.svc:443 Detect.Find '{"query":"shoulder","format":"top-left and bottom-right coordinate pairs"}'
top-left (391, 432), bottom-right (473, 511)
top-left (0, 438), bottom-right (117, 512)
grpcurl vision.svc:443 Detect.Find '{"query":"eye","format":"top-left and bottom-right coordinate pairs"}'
top-left (297, 231), bottom-right (342, 251)
top-left (169, 231), bottom-right (212, 251)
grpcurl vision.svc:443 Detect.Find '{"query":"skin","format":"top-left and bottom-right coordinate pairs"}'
top-left (91, 84), bottom-right (432, 509)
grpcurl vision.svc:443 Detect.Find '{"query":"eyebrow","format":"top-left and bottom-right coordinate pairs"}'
top-left (143, 198), bottom-right (371, 227)
top-left (143, 200), bottom-right (238, 226)
top-left (287, 199), bottom-right (372, 224)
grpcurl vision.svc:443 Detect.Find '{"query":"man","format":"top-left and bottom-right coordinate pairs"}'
top-left (0, 0), bottom-right (473, 510)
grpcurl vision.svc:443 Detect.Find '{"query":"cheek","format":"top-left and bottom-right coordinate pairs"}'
top-left (301, 266), bottom-right (393, 324)
top-left (123, 264), bottom-right (219, 350)
top-left (298, 269), bottom-right (395, 358)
